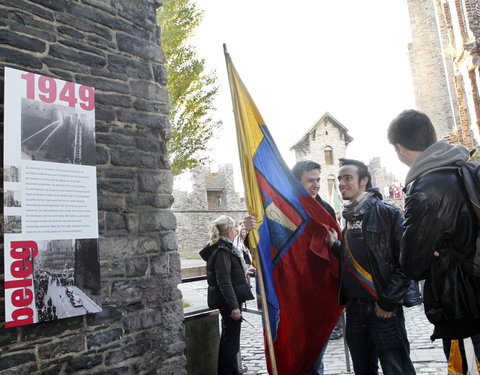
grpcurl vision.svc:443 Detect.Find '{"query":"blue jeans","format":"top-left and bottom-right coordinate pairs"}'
top-left (306, 340), bottom-right (328, 375)
top-left (345, 300), bottom-right (416, 375)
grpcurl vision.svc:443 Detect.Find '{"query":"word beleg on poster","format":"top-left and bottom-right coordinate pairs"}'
top-left (3, 67), bottom-right (102, 328)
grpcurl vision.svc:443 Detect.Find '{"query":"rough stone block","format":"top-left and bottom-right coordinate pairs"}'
top-left (55, 12), bottom-right (112, 40)
top-left (30, 0), bottom-right (67, 11)
top-left (93, 367), bottom-right (130, 375)
top-left (110, 150), bottom-right (157, 169)
top-left (49, 44), bottom-right (106, 69)
top-left (66, 354), bottom-right (103, 372)
top-left (97, 178), bottom-right (135, 194)
top-left (130, 79), bottom-right (168, 102)
top-left (125, 256), bottom-right (148, 277)
top-left (136, 235), bottom-right (161, 255)
top-left (96, 132), bottom-right (136, 147)
top-left (86, 328), bottom-right (123, 349)
top-left (133, 98), bottom-right (168, 114)
top-left (75, 75), bottom-right (129, 94)
top-left (104, 337), bottom-right (152, 365)
top-left (0, 352), bottom-right (36, 371)
top-left (0, 46), bottom-right (43, 69)
top-left (95, 106), bottom-right (116, 122)
top-left (153, 63), bottom-right (168, 85)
top-left (106, 213), bottom-right (128, 231)
top-left (95, 145), bottom-right (109, 165)
top-left (137, 170), bottom-right (173, 194)
top-left (86, 306), bottom-right (123, 327)
top-left (107, 54), bottom-right (152, 80)
top-left (150, 253), bottom-right (169, 276)
top-left (37, 335), bottom-right (84, 359)
top-left (135, 136), bottom-right (161, 153)
top-left (116, 33), bottom-right (163, 61)
top-left (139, 210), bottom-right (177, 232)
top-left (2, 0), bottom-right (54, 20)
top-left (0, 29), bottom-right (46, 52)
top-left (160, 231), bottom-right (178, 252)
top-left (57, 25), bottom-right (85, 39)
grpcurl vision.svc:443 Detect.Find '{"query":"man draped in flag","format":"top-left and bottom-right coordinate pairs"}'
top-left (224, 46), bottom-right (343, 375)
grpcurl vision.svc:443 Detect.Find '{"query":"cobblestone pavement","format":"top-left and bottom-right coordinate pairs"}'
top-left (181, 278), bottom-right (446, 375)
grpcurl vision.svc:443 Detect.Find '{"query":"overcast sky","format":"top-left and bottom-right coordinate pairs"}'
top-left (175, 0), bottom-right (416, 192)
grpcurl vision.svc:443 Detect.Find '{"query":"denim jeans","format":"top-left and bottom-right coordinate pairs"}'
top-left (218, 307), bottom-right (242, 375)
top-left (306, 340), bottom-right (328, 375)
top-left (345, 300), bottom-right (416, 375)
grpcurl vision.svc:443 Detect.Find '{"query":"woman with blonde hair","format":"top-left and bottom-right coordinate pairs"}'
top-left (200, 215), bottom-right (253, 375)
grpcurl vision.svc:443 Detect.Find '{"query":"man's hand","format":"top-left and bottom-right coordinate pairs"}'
top-left (230, 308), bottom-right (241, 320)
top-left (243, 215), bottom-right (257, 232)
top-left (374, 302), bottom-right (393, 318)
top-left (325, 228), bottom-right (338, 248)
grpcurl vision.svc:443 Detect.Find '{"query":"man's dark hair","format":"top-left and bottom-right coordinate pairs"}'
top-left (339, 158), bottom-right (372, 189)
top-left (292, 160), bottom-right (321, 180)
top-left (387, 109), bottom-right (437, 151)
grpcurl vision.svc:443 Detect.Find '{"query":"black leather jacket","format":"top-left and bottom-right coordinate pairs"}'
top-left (333, 192), bottom-right (419, 312)
top-left (402, 169), bottom-right (480, 339)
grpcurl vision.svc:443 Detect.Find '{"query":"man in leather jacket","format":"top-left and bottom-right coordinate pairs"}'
top-left (326, 158), bottom-right (417, 375)
top-left (388, 109), bottom-right (480, 362)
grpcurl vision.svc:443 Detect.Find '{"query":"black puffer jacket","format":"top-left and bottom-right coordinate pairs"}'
top-left (200, 238), bottom-right (249, 312)
top-left (333, 191), bottom-right (419, 312)
top-left (402, 169), bottom-right (480, 339)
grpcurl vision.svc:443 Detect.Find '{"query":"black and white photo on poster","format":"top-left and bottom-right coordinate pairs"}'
top-left (4, 215), bottom-right (22, 234)
top-left (21, 99), bottom-right (96, 166)
top-left (4, 190), bottom-right (21, 207)
top-left (4, 165), bottom-right (21, 182)
top-left (33, 239), bottom-right (101, 322)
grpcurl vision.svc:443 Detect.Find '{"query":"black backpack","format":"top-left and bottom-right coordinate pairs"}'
top-left (458, 154), bottom-right (480, 277)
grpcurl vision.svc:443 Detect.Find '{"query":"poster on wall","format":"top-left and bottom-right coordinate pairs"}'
top-left (3, 67), bottom-right (102, 328)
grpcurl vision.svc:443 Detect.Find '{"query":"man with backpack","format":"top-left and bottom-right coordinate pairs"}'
top-left (387, 109), bottom-right (480, 369)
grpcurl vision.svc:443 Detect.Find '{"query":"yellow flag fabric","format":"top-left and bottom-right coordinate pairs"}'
top-left (225, 53), bottom-right (264, 249)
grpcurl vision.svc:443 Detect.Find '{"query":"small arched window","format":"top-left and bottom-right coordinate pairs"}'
top-left (324, 146), bottom-right (334, 165)
top-left (327, 175), bottom-right (336, 197)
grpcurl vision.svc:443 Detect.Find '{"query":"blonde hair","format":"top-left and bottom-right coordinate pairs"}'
top-left (208, 215), bottom-right (235, 245)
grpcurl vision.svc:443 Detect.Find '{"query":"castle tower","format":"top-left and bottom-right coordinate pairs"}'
top-left (291, 112), bottom-right (353, 200)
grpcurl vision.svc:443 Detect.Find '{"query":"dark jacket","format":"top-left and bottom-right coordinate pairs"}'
top-left (316, 195), bottom-right (336, 221)
top-left (403, 169), bottom-right (480, 339)
top-left (332, 191), bottom-right (419, 312)
top-left (200, 238), bottom-right (250, 312)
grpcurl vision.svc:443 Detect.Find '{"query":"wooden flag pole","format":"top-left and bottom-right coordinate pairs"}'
top-left (222, 43), bottom-right (278, 375)
top-left (250, 246), bottom-right (278, 375)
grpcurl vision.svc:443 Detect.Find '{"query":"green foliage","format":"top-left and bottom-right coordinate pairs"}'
top-left (157, 0), bottom-right (222, 176)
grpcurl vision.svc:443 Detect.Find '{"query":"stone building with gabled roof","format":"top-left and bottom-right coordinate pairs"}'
top-left (291, 112), bottom-right (353, 201)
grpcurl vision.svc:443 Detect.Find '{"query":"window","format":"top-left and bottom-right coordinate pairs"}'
top-left (327, 175), bottom-right (336, 197)
top-left (312, 129), bottom-right (316, 141)
top-left (324, 146), bottom-right (333, 165)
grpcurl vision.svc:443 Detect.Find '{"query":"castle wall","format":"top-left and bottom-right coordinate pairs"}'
top-left (0, 1), bottom-right (185, 373)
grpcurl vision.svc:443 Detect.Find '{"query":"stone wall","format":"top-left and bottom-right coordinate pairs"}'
top-left (173, 164), bottom-right (247, 251)
top-left (407, 0), bottom-right (460, 137)
top-left (0, 1), bottom-right (186, 374)
top-left (174, 210), bottom-right (248, 251)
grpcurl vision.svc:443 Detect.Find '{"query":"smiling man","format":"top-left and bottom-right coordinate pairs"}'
top-left (326, 158), bottom-right (418, 375)
top-left (292, 160), bottom-right (336, 220)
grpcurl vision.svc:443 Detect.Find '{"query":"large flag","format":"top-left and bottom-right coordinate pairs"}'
top-left (225, 49), bottom-right (344, 375)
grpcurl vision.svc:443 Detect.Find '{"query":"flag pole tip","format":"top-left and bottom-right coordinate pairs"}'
top-left (223, 43), bottom-right (228, 54)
